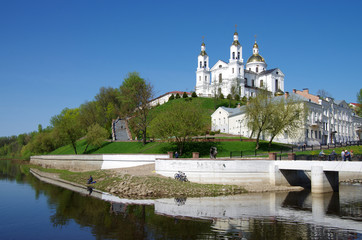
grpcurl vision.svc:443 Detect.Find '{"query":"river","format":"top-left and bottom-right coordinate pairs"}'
top-left (1, 160), bottom-right (361, 240)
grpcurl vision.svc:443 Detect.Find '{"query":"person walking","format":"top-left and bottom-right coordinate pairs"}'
top-left (341, 149), bottom-right (345, 161)
top-left (345, 150), bottom-right (351, 161)
top-left (351, 150), bottom-right (354, 160)
top-left (330, 150), bottom-right (337, 161)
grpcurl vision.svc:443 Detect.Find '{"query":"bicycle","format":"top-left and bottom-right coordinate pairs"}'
top-left (174, 171), bottom-right (188, 182)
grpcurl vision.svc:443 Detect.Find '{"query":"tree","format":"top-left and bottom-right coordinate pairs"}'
top-left (241, 96), bottom-right (247, 105)
top-left (94, 87), bottom-right (122, 131)
top-left (191, 92), bottom-right (197, 98)
top-left (149, 101), bottom-right (209, 155)
top-left (244, 90), bottom-right (274, 149)
top-left (169, 94), bottom-right (175, 101)
top-left (357, 88), bottom-right (362, 117)
top-left (317, 89), bottom-right (332, 99)
top-left (83, 123), bottom-right (109, 153)
top-left (220, 93), bottom-right (225, 99)
top-left (182, 92), bottom-right (188, 98)
top-left (227, 94), bottom-right (233, 107)
top-left (234, 94), bottom-right (240, 101)
top-left (265, 97), bottom-right (307, 147)
top-left (175, 93), bottom-right (181, 99)
top-left (120, 72), bottom-right (154, 145)
top-left (50, 108), bottom-right (84, 154)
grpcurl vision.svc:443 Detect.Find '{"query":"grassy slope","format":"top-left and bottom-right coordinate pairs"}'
top-left (49, 96), bottom-right (362, 157)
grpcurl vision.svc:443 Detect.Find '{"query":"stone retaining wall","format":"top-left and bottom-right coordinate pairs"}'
top-left (30, 154), bottom-right (169, 172)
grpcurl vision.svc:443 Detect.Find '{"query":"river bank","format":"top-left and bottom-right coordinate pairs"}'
top-left (29, 163), bottom-right (304, 199)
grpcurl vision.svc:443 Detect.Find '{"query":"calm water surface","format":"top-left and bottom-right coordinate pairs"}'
top-left (1, 160), bottom-right (361, 240)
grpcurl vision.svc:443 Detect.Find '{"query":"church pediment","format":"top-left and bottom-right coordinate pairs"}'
top-left (259, 68), bottom-right (285, 77)
top-left (211, 60), bottom-right (228, 71)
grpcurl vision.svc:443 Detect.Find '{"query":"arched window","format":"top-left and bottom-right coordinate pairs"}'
top-left (238, 52), bottom-right (240, 59)
top-left (256, 67), bottom-right (259, 73)
top-left (205, 76), bottom-right (207, 82)
top-left (199, 61), bottom-right (202, 68)
top-left (204, 61), bottom-right (206, 68)
top-left (275, 79), bottom-right (279, 90)
top-left (199, 76), bottom-right (201, 81)
top-left (232, 52), bottom-right (235, 59)
top-left (219, 73), bottom-right (222, 83)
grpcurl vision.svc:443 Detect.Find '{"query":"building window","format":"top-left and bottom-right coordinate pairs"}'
top-left (239, 68), bottom-right (241, 73)
top-left (199, 76), bottom-right (201, 81)
top-left (238, 52), bottom-right (240, 59)
top-left (275, 79), bottom-right (279, 90)
top-left (252, 80), bottom-right (255, 87)
top-left (256, 67), bottom-right (258, 73)
top-left (260, 80), bottom-right (263, 87)
top-left (205, 76), bottom-right (207, 82)
top-left (200, 61), bottom-right (202, 68)
top-left (219, 65), bottom-right (222, 68)
top-left (319, 131), bottom-right (321, 139)
top-left (311, 130), bottom-right (313, 138)
top-left (306, 129), bottom-right (309, 138)
top-left (204, 61), bottom-right (206, 68)
top-left (249, 68), bottom-right (251, 71)
top-left (232, 52), bottom-right (235, 59)
top-left (232, 68), bottom-right (234, 74)
top-left (315, 131), bottom-right (317, 139)
top-left (219, 74), bottom-right (222, 83)
top-left (245, 78), bottom-right (247, 85)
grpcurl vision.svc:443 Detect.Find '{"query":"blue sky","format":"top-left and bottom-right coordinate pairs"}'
top-left (0, 0), bottom-right (361, 137)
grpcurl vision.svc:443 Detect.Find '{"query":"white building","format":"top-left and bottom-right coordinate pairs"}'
top-left (149, 91), bottom-right (191, 107)
top-left (211, 89), bottom-right (362, 145)
top-left (196, 31), bottom-right (284, 98)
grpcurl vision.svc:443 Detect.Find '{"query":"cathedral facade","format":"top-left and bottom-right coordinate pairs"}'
top-left (195, 31), bottom-right (285, 98)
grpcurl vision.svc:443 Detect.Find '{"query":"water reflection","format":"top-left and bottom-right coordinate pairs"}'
top-left (1, 160), bottom-right (362, 240)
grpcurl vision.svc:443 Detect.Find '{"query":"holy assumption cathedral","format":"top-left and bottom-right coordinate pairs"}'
top-left (195, 31), bottom-right (285, 98)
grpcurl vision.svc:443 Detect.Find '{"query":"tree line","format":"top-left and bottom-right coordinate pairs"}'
top-left (1, 72), bottom-right (155, 158)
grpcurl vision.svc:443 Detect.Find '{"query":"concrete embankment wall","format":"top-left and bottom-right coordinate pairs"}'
top-left (156, 159), bottom-right (362, 186)
top-left (30, 154), bottom-right (169, 172)
top-left (156, 159), bottom-right (274, 185)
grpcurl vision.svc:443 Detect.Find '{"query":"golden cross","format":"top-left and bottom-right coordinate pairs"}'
top-left (235, 24), bottom-right (237, 32)
top-left (202, 36), bottom-right (204, 42)
top-left (254, 34), bottom-right (257, 42)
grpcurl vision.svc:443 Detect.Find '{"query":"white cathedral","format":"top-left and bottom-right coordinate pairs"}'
top-left (195, 31), bottom-right (285, 98)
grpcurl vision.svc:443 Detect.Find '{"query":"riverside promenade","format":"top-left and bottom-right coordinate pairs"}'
top-left (31, 153), bottom-right (362, 193)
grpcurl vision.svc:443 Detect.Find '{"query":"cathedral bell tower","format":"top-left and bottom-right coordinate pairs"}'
top-left (195, 38), bottom-right (211, 97)
top-left (229, 26), bottom-right (244, 95)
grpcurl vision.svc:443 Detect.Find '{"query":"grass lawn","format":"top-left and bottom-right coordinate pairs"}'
top-left (49, 138), bottom-right (292, 158)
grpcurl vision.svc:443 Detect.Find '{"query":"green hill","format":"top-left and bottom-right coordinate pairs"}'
top-left (49, 97), bottom-right (293, 157)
